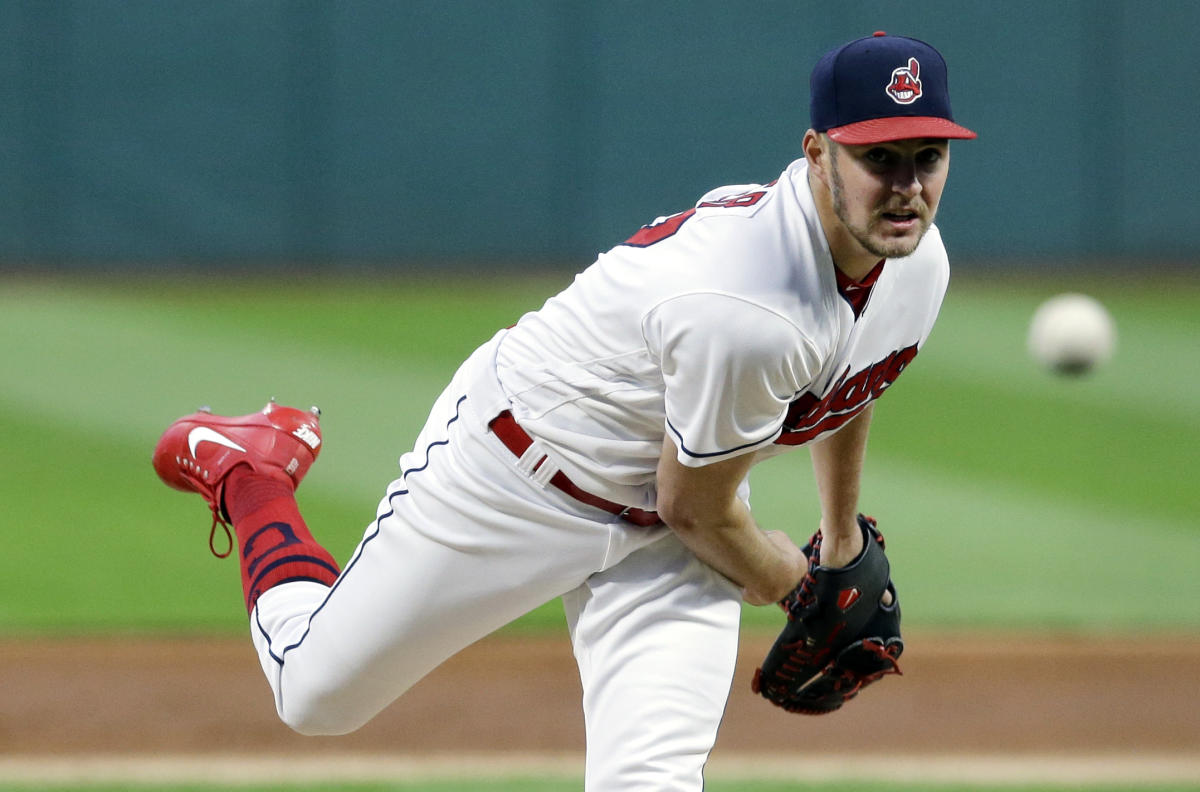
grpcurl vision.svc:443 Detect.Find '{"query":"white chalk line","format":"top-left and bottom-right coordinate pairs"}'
top-left (1, 752), bottom-right (1199, 786)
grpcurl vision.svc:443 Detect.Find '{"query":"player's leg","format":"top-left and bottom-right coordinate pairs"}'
top-left (562, 532), bottom-right (743, 792)
top-left (247, 405), bottom-right (612, 735)
top-left (170, 350), bottom-right (614, 736)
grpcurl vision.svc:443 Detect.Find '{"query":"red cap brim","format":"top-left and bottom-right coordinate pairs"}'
top-left (827, 116), bottom-right (977, 144)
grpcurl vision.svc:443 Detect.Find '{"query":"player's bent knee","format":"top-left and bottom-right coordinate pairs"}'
top-left (279, 706), bottom-right (367, 737)
top-left (276, 689), bottom-right (373, 737)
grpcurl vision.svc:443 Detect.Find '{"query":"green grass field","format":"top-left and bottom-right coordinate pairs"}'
top-left (1, 271), bottom-right (1197, 636)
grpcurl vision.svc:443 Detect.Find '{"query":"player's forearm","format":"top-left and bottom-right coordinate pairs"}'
top-left (657, 436), bottom-right (806, 604)
top-left (808, 403), bottom-right (873, 567)
top-left (664, 498), bottom-right (805, 605)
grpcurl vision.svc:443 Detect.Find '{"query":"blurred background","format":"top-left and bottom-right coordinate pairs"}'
top-left (1, 1), bottom-right (1198, 789)
top-left (2, 0), bottom-right (1198, 271)
top-left (2, 0), bottom-right (1199, 630)
top-left (2, 0), bottom-right (1198, 629)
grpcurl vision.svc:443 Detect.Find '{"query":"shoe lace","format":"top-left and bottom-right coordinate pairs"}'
top-left (206, 501), bottom-right (234, 559)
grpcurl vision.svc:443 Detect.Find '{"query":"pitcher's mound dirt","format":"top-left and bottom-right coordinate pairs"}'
top-left (3, 631), bottom-right (1198, 756)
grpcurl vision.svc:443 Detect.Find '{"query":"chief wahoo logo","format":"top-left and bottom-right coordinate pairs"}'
top-left (886, 58), bottom-right (922, 105)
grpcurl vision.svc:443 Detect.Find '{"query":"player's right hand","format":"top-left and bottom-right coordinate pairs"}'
top-left (742, 531), bottom-right (808, 606)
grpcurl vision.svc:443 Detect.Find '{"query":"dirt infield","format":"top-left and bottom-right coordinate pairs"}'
top-left (4, 630), bottom-right (1199, 768)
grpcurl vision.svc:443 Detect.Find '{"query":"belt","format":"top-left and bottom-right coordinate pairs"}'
top-left (488, 411), bottom-right (662, 527)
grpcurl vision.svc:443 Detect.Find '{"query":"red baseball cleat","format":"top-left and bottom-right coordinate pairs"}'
top-left (152, 400), bottom-right (323, 557)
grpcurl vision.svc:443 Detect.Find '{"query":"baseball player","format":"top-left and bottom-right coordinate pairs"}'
top-left (154, 32), bottom-right (973, 790)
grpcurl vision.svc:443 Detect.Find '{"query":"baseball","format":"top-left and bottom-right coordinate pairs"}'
top-left (1027, 293), bottom-right (1116, 375)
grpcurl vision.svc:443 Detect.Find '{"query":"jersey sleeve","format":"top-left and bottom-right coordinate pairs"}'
top-left (642, 292), bottom-right (822, 467)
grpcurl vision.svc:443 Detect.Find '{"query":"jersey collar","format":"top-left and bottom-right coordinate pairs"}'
top-left (834, 260), bottom-right (885, 319)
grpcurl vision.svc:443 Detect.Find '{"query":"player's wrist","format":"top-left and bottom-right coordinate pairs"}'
top-left (743, 531), bottom-right (808, 605)
top-left (744, 570), bottom-right (803, 606)
top-left (816, 517), bottom-right (864, 569)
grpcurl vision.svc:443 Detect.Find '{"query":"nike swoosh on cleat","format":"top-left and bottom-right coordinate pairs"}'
top-left (188, 426), bottom-right (247, 457)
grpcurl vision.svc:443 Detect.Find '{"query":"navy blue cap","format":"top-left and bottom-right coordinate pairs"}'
top-left (810, 31), bottom-right (975, 144)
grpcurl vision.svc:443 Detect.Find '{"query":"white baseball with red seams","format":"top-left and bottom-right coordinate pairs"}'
top-left (247, 156), bottom-right (949, 790)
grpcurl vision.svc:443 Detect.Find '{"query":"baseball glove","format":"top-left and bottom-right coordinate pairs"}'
top-left (751, 514), bottom-right (903, 715)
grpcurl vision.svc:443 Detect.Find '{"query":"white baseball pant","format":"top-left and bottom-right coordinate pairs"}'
top-left (248, 333), bottom-right (743, 791)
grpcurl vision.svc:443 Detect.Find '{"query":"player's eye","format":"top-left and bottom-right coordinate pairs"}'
top-left (864, 148), bottom-right (893, 166)
top-left (916, 148), bottom-right (943, 166)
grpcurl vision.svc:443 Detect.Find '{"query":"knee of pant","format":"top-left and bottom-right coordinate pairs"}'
top-left (279, 706), bottom-right (359, 737)
top-left (276, 687), bottom-right (369, 737)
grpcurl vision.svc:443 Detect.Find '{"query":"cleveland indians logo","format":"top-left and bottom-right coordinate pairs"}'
top-left (775, 343), bottom-right (920, 446)
top-left (886, 58), bottom-right (922, 105)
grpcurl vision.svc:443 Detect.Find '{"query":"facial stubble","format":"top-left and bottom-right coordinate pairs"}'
top-left (827, 147), bottom-right (933, 260)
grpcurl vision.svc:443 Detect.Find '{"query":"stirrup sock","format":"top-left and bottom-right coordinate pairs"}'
top-left (225, 467), bottom-right (341, 613)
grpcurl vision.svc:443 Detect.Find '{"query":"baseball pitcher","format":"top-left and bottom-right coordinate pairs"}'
top-left (153, 31), bottom-right (974, 791)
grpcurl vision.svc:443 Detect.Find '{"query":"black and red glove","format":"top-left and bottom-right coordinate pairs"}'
top-left (752, 514), bottom-right (903, 715)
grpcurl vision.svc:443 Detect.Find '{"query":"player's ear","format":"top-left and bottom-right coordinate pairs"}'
top-left (803, 130), bottom-right (831, 183)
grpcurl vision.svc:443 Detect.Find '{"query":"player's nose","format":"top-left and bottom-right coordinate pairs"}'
top-left (891, 165), bottom-right (922, 198)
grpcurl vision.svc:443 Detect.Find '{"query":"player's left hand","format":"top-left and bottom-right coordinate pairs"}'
top-left (751, 514), bottom-right (903, 714)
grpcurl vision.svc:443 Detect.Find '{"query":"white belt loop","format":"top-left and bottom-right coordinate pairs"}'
top-left (516, 440), bottom-right (559, 489)
top-left (530, 457), bottom-right (558, 488)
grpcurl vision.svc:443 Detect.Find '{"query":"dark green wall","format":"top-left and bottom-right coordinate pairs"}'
top-left (3, 0), bottom-right (1197, 268)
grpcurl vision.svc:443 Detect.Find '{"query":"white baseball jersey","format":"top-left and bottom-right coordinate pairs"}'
top-left (495, 156), bottom-right (948, 510)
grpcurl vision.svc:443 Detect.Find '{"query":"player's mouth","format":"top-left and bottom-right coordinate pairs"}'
top-left (879, 208), bottom-right (922, 231)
